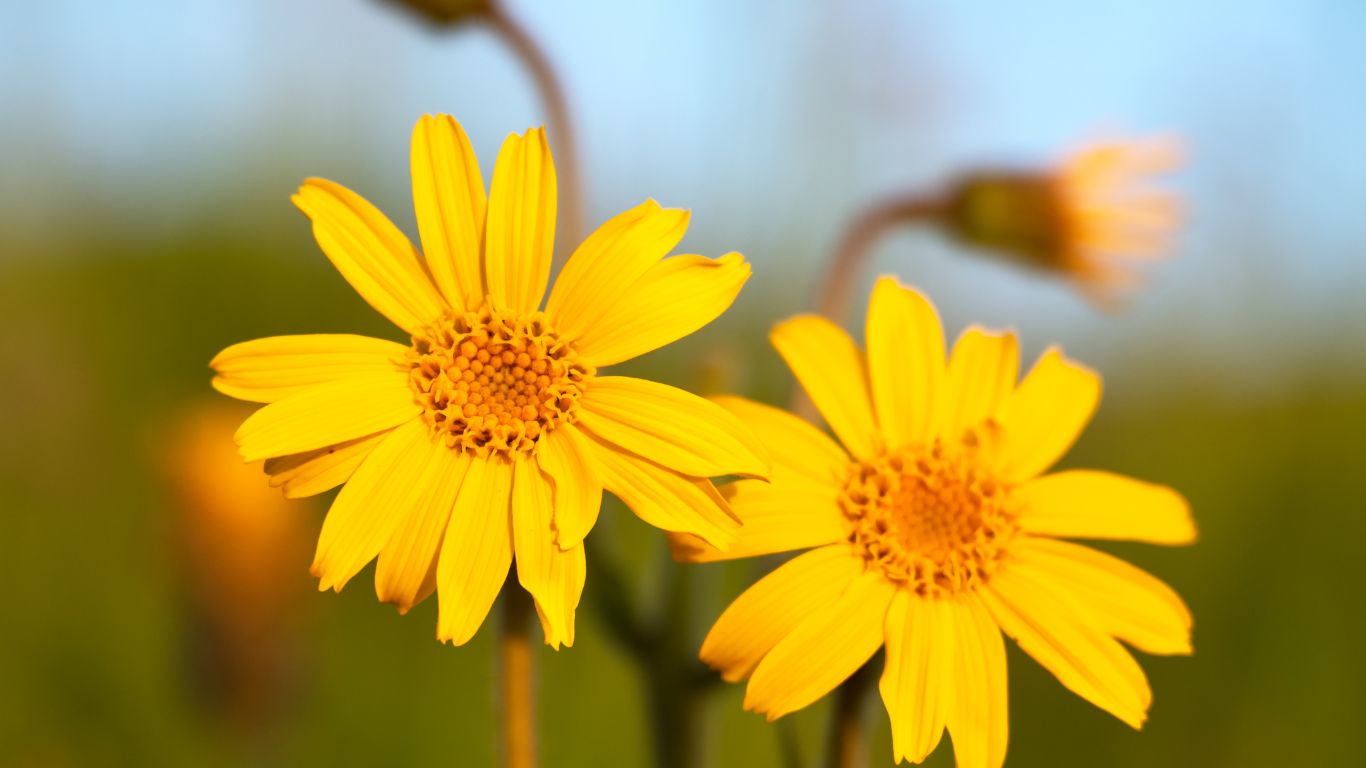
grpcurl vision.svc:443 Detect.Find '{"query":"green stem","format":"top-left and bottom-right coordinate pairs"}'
top-left (826, 659), bottom-right (877, 768)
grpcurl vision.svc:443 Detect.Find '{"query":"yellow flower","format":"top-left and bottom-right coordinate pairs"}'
top-left (944, 138), bottom-right (1182, 308)
top-left (211, 115), bottom-right (766, 649)
top-left (678, 277), bottom-right (1194, 767)
top-left (163, 401), bottom-right (309, 724)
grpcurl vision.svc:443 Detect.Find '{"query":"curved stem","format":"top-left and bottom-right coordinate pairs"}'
top-left (499, 577), bottom-right (537, 768)
top-left (815, 196), bottom-right (945, 324)
top-left (825, 659), bottom-right (877, 768)
top-left (487, 3), bottom-right (587, 260)
top-left (793, 196), bottom-right (944, 417)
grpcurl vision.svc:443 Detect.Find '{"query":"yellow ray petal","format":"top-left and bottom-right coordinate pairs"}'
top-left (309, 419), bottom-right (439, 592)
top-left (865, 277), bottom-right (945, 450)
top-left (234, 373), bottom-right (419, 462)
top-left (535, 423), bottom-right (603, 550)
top-left (669, 479), bottom-right (843, 563)
top-left (945, 594), bottom-right (1009, 768)
top-left (484, 127), bottom-right (556, 315)
top-left (1017, 470), bottom-right (1196, 545)
top-left (1011, 537), bottom-right (1192, 655)
top-left (710, 396), bottom-right (849, 487)
top-left (570, 252), bottom-right (750, 367)
top-left (700, 545), bottom-right (862, 682)
top-left (585, 435), bottom-right (740, 551)
top-left (263, 430), bottom-right (390, 498)
top-left (744, 570), bottom-right (895, 720)
top-left (511, 457), bottom-right (585, 649)
top-left (994, 348), bottom-right (1101, 483)
top-left (578, 376), bottom-right (769, 480)
top-left (982, 563), bottom-right (1152, 729)
top-left (880, 591), bottom-right (951, 765)
top-left (374, 448), bottom-right (470, 615)
top-left (545, 200), bottom-right (690, 340)
top-left (410, 114), bottom-right (487, 309)
top-left (436, 455), bottom-right (514, 645)
top-left (939, 327), bottom-right (1019, 440)
top-left (211, 334), bottom-right (408, 404)
top-left (292, 178), bottom-right (447, 334)
top-left (770, 315), bottom-right (880, 459)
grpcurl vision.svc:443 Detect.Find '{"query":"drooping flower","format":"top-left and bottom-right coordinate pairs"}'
top-left (678, 277), bottom-right (1194, 767)
top-left (942, 138), bottom-right (1182, 308)
top-left (211, 115), bottom-right (766, 649)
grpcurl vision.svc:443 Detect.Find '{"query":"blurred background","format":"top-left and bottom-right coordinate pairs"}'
top-left (2, 0), bottom-right (1364, 765)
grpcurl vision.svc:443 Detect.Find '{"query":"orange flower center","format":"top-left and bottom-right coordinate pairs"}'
top-left (406, 302), bottom-right (592, 457)
top-left (839, 439), bottom-right (1018, 597)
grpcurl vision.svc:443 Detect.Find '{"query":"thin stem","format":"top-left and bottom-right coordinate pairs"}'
top-left (825, 659), bottom-right (878, 768)
top-left (793, 196), bottom-right (944, 418)
top-left (487, 3), bottom-right (587, 261)
top-left (499, 577), bottom-right (537, 768)
top-left (816, 196), bottom-right (945, 323)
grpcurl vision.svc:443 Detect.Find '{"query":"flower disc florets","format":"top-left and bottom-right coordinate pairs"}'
top-left (406, 302), bottom-right (593, 457)
top-left (839, 436), bottom-right (1019, 597)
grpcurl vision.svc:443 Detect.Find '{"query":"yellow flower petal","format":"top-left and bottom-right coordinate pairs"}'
top-left (577, 376), bottom-right (769, 480)
top-left (545, 200), bottom-right (690, 341)
top-left (309, 419), bottom-right (438, 592)
top-left (945, 594), bottom-right (1009, 768)
top-left (263, 430), bottom-right (390, 499)
top-left (994, 348), bottom-right (1101, 483)
top-left (770, 315), bottom-right (880, 459)
top-left (700, 545), bottom-right (862, 683)
top-left (571, 252), bottom-right (750, 368)
top-left (1017, 470), bottom-right (1196, 545)
top-left (234, 373), bottom-right (419, 462)
top-left (1011, 537), bottom-right (1192, 655)
top-left (939, 326), bottom-right (1019, 440)
top-left (710, 395), bottom-right (849, 487)
top-left (586, 435), bottom-right (740, 551)
top-left (436, 455), bottom-right (514, 645)
top-left (292, 178), bottom-right (447, 334)
top-left (374, 448), bottom-right (470, 615)
top-left (879, 591), bottom-right (951, 765)
top-left (511, 457), bottom-right (585, 649)
top-left (535, 423), bottom-right (603, 550)
top-left (410, 114), bottom-right (487, 309)
top-left (744, 570), bottom-right (895, 720)
top-left (669, 479), bottom-right (843, 563)
top-left (484, 127), bottom-right (556, 315)
top-left (211, 334), bottom-right (407, 404)
top-left (865, 276), bottom-right (945, 450)
top-left (983, 563), bottom-right (1152, 729)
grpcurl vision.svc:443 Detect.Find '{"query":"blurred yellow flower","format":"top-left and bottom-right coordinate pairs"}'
top-left (678, 277), bottom-right (1194, 767)
top-left (164, 401), bottom-right (309, 727)
top-left (211, 114), bottom-right (764, 649)
top-left (944, 138), bottom-right (1182, 308)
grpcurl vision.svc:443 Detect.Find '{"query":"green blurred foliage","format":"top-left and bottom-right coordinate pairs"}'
top-left (1, 222), bottom-right (1363, 767)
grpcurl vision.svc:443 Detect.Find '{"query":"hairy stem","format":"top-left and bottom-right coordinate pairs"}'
top-left (499, 577), bottom-right (537, 768)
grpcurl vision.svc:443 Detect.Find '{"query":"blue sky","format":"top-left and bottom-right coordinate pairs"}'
top-left (2, 0), bottom-right (1363, 385)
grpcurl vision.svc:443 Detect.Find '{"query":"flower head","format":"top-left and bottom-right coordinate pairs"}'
top-left (164, 402), bottom-right (309, 725)
top-left (943, 138), bottom-right (1182, 308)
top-left (211, 115), bottom-right (766, 648)
top-left (679, 277), bottom-right (1194, 767)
